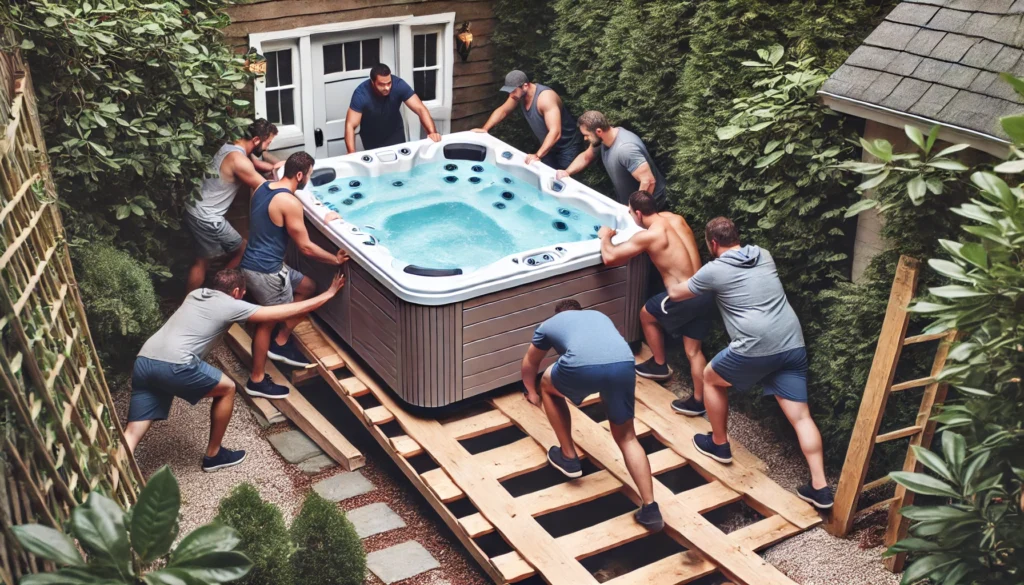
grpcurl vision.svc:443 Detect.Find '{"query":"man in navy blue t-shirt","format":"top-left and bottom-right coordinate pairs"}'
top-left (344, 63), bottom-right (442, 152)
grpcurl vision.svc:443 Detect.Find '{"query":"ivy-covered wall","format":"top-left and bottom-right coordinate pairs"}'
top-left (490, 0), bottom-right (972, 470)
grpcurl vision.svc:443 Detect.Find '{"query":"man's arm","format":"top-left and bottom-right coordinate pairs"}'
top-left (281, 197), bottom-right (349, 266)
top-left (226, 151), bottom-right (268, 191)
top-left (525, 93), bottom-right (563, 165)
top-left (250, 154), bottom-right (275, 174)
top-left (630, 161), bottom-right (657, 195)
top-left (599, 227), bottom-right (652, 267)
top-left (404, 94), bottom-right (441, 142)
top-left (667, 278), bottom-right (697, 302)
top-left (555, 145), bottom-right (596, 179)
top-left (344, 109), bottom-right (362, 154)
top-left (520, 344), bottom-right (547, 406)
top-left (473, 96), bottom-right (517, 133)
top-left (249, 272), bottom-right (345, 323)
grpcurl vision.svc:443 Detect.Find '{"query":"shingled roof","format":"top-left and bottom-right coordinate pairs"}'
top-left (820, 0), bottom-right (1024, 155)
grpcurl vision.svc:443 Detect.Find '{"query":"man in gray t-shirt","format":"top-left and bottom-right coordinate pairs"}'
top-left (124, 269), bottom-right (345, 472)
top-left (555, 110), bottom-right (667, 209)
top-left (667, 217), bottom-right (833, 510)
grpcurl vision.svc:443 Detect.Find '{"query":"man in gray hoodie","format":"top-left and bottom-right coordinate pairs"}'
top-left (667, 217), bottom-right (832, 509)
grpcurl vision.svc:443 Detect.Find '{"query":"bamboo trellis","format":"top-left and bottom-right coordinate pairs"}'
top-left (0, 31), bottom-right (142, 584)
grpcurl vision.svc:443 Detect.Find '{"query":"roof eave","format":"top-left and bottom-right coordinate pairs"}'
top-left (819, 90), bottom-right (1011, 159)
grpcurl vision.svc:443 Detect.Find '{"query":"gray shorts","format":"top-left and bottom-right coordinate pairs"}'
top-left (243, 264), bottom-right (304, 306)
top-left (185, 213), bottom-right (243, 259)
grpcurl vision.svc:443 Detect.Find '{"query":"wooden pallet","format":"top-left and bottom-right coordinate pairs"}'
top-left (278, 319), bottom-right (821, 585)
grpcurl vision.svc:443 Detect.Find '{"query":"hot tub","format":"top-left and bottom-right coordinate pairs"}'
top-left (289, 132), bottom-right (649, 407)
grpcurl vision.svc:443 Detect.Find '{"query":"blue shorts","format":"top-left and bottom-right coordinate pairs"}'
top-left (550, 360), bottom-right (636, 425)
top-left (644, 292), bottom-right (715, 341)
top-left (709, 346), bottom-right (808, 402)
top-left (127, 356), bottom-right (222, 422)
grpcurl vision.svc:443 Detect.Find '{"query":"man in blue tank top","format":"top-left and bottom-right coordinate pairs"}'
top-left (344, 63), bottom-right (442, 152)
top-left (522, 300), bottom-right (664, 532)
top-left (473, 70), bottom-right (581, 170)
top-left (239, 152), bottom-right (350, 399)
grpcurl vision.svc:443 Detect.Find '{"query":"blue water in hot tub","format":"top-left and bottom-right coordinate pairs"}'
top-left (312, 161), bottom-right (603, 272)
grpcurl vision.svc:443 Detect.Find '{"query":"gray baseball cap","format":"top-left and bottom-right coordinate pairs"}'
top-left (500, 70), bottom-right (529, 92)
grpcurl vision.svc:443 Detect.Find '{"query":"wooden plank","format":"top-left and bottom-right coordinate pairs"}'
top-left (292, 322), bottom-right (504, 584)
top-left (390, 434), bottom-right (423, 458)
top-left (492, 393), bottom-right (803, 585)
top-left (890, 377), bottom-right (934, 392)
top-left (902, 331), bottom-right (948, 346)
top-left (212, 355), bottom-right (286, 425)
top-left (420, 436), bottom-right (552, 501)
top-left (827, 256), bottom-right (919, 537)
top-left (226, 324), bottom-right (364, 470)
top-left (364, 405), bottom-right (395, 426)
top-left (460, 447), bottom-right (688, 538)
top-left (604, 516), bottom-right (800, 585)
top-left (875, 425), bottom-right (922, 444)
top-left (443, 409), bottom-right (513, 439)
top-left (861, 475), bottom-right (892, 493)
top-left (338, 376), bottom-right (370, 397)
top-left (302, 338), bottom-right (596, 583)
top-left (633, 380), bottom-right (820, 530)
top-left (291, 367), bottom-right (322, 386)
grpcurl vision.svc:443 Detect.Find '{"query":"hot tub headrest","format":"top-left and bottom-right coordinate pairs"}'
top-left (310, 167), bottom-right (337, 187)
top-left (443, 143), bottom-right (487, 162)
top-left (404, 265), bottom-right (464, 277)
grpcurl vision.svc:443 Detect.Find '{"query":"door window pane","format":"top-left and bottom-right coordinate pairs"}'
top-left (264, 48), bottom-right (297, 126)
top-left (413, 69), bottom-right (437, 101)
top-left (361, 39), bottom-right (380, 68)
top-left (414, 34), bottom-right (426, 68)
top-left (323, 43), bottom-right (343, 74)
top-left (266, 52), bottom-right (279, 87)
top-left (277, 51), bottom-right (292, 85)
top-left (424, 33), bottom-right (437, 67)
top-left (343, 41), bottom-right (361, 71)
top-left (278, 89), bottom-right (295, 125)
top-left (266, 90), bottom-right (280, 124)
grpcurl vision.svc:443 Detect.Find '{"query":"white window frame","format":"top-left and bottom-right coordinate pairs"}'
top-left (410, 26), bottom-right (445, 106)
top-left (249, 13), bottom-right (456, 152)
top-left (257, 40), bottom-right (303, 148)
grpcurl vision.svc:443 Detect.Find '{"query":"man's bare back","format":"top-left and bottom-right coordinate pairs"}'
top-left (641, 212), bottom-right (702, 290)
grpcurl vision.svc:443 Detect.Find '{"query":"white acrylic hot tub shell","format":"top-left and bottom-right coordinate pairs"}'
top-left (295, 132), bottom-right (642, 306)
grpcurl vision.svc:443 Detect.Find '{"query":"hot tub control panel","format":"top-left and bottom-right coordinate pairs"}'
top-left (517, 248), bottom-right (565, 267)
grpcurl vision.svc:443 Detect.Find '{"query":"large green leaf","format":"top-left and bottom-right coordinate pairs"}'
top-left (131, 465), bottom-right (181, 563)
top-left (165, 551), bottom-right (252, 583)
top-left (928, 285), bottom-right (989, 299)
top-left (962, 451), bottom-right (991, 489)
top-left (856, 169), bottom-right (890, 191)
top-left (926, 159), bottom-right (969, 171)
top-left (899, 505), bottom-right (974, 522)
top-left (70, 493), bottom-right (133, 580)
top-left (993, 158), bottom-right (1024, 174)
top-left (844, 198), bottom-right (878, 218)
top-left (21, 568), bottom-right (125, 585)
top-left (905, 125), bottom-right (926, 152)
top-left (941, 432), bottom-right (966, 477)
top-left (890, 471), bottom-right (960, 498)
top-left (931, 143), bottom-right (970, 159)
top-left (902, 554), bottom-right (959, 585)
top-left (907, 175), bottom-right (926, 205)
top-left (171, 523), bottom-right (241, 565)
top-left (910, 446), bottom-right (954, 482)
top-left (860, 137), bottom-right (893, 162)
top-left (143, 568), bottom-right (208, 585)
top-left (927, 259), bottom-right (971, 282)
top-left (970, 171), bottom-right (1013, 207)
top-left (11, 525), bottom-right (84, 567)
top-left (957, 242), bottom-right (988, 270)
top-left (1001, 113), bottom-right (1024, 145)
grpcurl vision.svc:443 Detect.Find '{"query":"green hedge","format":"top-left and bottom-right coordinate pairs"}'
top-left (291, 491), bottom-right (365, 585)
top-left (489, 0), bottom-right (977, 470)
top-left (216, 483), bottom-right (296, 585)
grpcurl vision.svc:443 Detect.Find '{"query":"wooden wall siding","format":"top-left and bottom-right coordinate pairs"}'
top-left (349, 265), bottom-right (400, 388)
top-left (221, 0), bottom-right (499, 132)
top-left (399, 302), bottom-right (464, 407)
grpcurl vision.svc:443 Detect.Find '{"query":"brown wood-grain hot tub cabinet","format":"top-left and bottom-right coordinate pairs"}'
top-left (290, 223), bottom-right (649, 408)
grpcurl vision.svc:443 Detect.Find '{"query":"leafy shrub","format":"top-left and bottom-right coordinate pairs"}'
top-left (73, 243), bottom-right (161, 377)
top-left (216, 483), bottom-right (296, 585)
top-left (290, 491), bottom-right (365, 585)
top-left (12, 465), bottom-right (251, 584)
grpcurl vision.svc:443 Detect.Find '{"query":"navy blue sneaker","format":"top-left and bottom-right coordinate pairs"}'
top-left (202, 447), bottom-right (246, 472)
top-left (246, 376), bottom-right (289, 400)
top-left (672, 396), bottom-right (706, 416)
top-left (635, 357), bottom-right (673, 381)
top-left (547, 446), bottom-right (582, 478)
top-left (797, 483), bottom-right (834, 509)
top-left (693, 432), bottom-right (733, 464)
top-left (268, 338), bottom-right (313, 368)
top-left (634, 502), bottom-right (665, 531)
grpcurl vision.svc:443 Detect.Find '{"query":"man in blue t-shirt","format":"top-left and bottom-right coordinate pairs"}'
top-left (521, 299), bottom-right (664, 532)
top-left (344, 63), bottom-right (442, 152)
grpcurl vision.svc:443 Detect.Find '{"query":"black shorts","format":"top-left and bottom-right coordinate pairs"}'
top-left (644, 292), bottom-right (715, 341)
top-left (551, 360), bottom-right (636, 425)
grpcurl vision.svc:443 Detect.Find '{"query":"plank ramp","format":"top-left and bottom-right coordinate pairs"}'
top-left (270, 320), bottom-right (821, 585)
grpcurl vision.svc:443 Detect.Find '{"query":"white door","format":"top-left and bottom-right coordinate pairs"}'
top-left (311, 28), bottom-right (397, 158)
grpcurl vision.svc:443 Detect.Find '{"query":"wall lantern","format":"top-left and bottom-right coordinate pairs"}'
top-left (244, 47), bottom-right (267, 78)
top-left (456, 22), bottom-right (473, 63)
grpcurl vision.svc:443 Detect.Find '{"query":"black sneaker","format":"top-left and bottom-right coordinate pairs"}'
top-left (246, 376), bottom-right (290, 400)
top-left (635, 357), bottom-right (673, 381)
top-left (693, 432), bottom-right (733, 464)
top-left (546, 446), bottom-right (582, 478)
top-left (634, 502), bottom-right (665, 531)
top-left (202, 447), bottom-right (247, 472)
top-left (268, 338), bottom-right (313, 368)
top-left (797, 483), bottom-right (834, 509)
top-left (671, 396), bottom-right (706, 416)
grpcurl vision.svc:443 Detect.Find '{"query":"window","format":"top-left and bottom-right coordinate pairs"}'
top-left (323, 39), bottom-right (381, 74)
top-left (412, 32), bottom-right (440, 102)
top-left (265, 48), bottom-right (297, 126)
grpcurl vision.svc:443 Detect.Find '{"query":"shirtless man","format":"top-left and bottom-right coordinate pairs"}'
top-left (185, 119), bottom-right (278, 293)
top-left (598, 191), bottom-right (715, 415)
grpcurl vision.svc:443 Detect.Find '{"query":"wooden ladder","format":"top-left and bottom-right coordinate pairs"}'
top-left (825, 256), bottom-right (957, 572)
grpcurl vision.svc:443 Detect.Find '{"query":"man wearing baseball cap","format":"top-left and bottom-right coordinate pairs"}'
top-left (473, 70), bottom-right (581, 169)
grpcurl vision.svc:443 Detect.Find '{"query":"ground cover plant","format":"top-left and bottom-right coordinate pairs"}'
top-left (216, 483), bottom-right (296, 585)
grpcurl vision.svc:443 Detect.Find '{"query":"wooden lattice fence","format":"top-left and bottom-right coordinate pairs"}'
top-left (0, 31), bottom-right (142, 584)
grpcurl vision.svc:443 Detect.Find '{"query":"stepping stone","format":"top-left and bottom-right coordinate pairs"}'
top-left (297, 454), bottom-right (337, 475)
top-left (347, 502), bottom-right (406, 538)
top-left (312, 472), bottom-right (374, 502)
top-left (268, 430), bottom-right (323, 464)
top-left (366, 541), bottom-right (440, 584)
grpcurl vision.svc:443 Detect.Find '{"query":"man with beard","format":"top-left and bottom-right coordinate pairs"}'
top-left (556, 111), bottom-right (667, 209)
top-left (185, 119), bottom-right (278, 293)
top-left (472, 70), bottom-right (581, 169)
top-left (239, 152), bottom-right (350, 399)
top-left (345, 63), bottom-right (442, 152)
